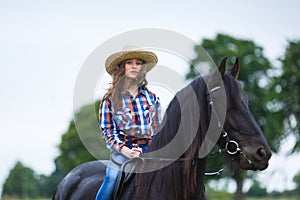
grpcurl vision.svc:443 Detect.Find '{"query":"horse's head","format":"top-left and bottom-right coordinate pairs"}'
top-left (213, 57), bottom-right (272, 171)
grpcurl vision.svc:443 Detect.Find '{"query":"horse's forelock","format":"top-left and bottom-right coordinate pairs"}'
top-left (224, 72), bottom-right (243, 108)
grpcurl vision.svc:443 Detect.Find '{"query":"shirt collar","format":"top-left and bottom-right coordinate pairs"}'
top-left (121, 88), bottom-right (147, 97)
top-left (139, 88), bottom-right (148, 96)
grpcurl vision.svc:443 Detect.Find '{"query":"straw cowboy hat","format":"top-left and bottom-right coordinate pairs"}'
top-left (105, 45), bottom-right (158, 75)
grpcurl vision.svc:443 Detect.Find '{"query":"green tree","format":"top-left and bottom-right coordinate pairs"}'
top-left (246, 180), bottom-right (268, 197)
top-left (55, 100), bottom-right (110, 173)
top-left (40, 100), bottom-right (110, 196)
top-left (38, 159), bottom-right (67, 197)
top-left (1, 100), bottom-right (111, 198)
top-left (186, 34), bottom-right (273, 200)
top-left (293, 171), bottom-right (300, 190)
top-left (270, 40), bottom-right (300, 152)
top-left (2, 161), bottom-right (41, 198)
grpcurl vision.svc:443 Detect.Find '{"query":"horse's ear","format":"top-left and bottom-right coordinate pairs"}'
top-left (229, 58), bottom-right (240, 79)
top-left (218, 57), bottom-right (227, 78)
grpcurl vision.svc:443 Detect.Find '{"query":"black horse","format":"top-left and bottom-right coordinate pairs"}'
top-left (53, 58), bottom-right (272, 200)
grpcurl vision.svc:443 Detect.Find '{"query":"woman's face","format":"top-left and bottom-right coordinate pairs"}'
top-left (124, 58), bottom-right (144, 79)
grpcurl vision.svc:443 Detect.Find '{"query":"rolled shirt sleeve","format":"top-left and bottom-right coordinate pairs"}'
top-left (99, 98), bottom-right (125, 153)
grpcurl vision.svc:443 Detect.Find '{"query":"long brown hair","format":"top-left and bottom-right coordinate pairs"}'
top-left (102, 59), bottom-right (148, 112)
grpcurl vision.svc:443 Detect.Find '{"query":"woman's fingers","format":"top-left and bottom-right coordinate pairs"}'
top-left (120, 146), bottom-right (142, 158)
top-left (131, 148), bottom-right (141, 157)
top-left (132, 147), bottom-right (142, 153)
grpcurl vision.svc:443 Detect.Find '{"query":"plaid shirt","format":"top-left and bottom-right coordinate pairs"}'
top-left (99, 89), bottom-right (162, 153)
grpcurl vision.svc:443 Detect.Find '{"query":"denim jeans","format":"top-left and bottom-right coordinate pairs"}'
top-left (95, 145), bottom-right (148, 200)
top-left (95, 153), bottom-right (128, 200)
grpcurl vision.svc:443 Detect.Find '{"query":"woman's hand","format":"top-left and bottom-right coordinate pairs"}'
top-left (120, 146), bottom-right (142, 158)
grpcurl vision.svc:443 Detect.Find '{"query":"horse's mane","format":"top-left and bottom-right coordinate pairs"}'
top-left (136, 76), bottom-right (211, 200)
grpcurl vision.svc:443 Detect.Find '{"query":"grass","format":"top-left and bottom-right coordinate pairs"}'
top-left (247, 198), bottom-right (299, 200)
top-left (2, 197), bottom-right (50, 200)
top-left (205, 188), bottom-right (300, 200)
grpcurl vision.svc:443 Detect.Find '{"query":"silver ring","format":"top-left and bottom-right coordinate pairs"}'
top-left (225, 140), bottom-right (240, 155)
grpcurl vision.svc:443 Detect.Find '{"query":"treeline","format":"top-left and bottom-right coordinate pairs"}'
top-left (3, 161), bottom-right (299, 199)
top-left (2, 100), bottom-right (110, 198)
top-left (246, 180), bottom-right (300, 198)
top-left (2, 161), bottom-right (63, 198)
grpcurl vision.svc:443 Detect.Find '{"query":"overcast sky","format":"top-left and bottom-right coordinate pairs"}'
top-left (1, 0), bottom-right (300, 194)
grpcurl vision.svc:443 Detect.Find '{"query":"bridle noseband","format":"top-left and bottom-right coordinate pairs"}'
top-left (223, 132), bottom-right (241, 155)
top-left (208, 131), bottom-right (241, 156)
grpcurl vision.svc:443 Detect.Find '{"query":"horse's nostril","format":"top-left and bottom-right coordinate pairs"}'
top-left (257, 148), bottom-right (267, 158)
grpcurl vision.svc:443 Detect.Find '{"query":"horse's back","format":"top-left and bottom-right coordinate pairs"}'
top-left (53, 160), bottom-right (107, 200)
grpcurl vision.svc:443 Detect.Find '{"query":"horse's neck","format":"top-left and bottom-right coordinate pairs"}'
top-left (134, 77), bottom-right (209, 199)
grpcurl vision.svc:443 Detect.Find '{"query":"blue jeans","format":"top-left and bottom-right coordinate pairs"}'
top-left (95, 145), bottom-right (148, 200)
top-left (95, 153), bottom-right (128, 200)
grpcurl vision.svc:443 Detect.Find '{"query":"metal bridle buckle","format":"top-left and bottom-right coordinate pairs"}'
top-left (225, 140), bottom-right (240, 155)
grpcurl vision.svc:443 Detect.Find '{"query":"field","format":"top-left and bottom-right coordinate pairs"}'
top-left (247, 198), bottom-right (299, 200)
top-left (2, 195), bottom-right (299, 200)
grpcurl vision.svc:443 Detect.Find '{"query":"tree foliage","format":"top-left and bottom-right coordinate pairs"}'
top-left (186, 33), bottom-right (273, 200)
top-left (2, 100), bottom-right (110, 198)
top-left (2, 161), bottom-right (41, 198)
top-left (293, 170), bottom-right (300, 190)
top-left (54, 119), bottom-right (95, 173)
top-left (55, 99), bottom-right (110, 173)
top-left (270, 40), bottom-right (300, 152)
top-left (246, 180), bottom-right (268, 197)
top-left (187, 34), bottom-right (275, 147)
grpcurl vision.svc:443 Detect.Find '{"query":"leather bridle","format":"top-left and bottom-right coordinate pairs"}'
top-left (137, 86), bottom-right (251, 176)
top-left (204, 85), bottom-right (252, 176)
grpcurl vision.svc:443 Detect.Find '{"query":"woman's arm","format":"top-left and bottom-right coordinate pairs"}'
top-left (100, 98), bottom-right (142, 158)
top-left (99, 98), bottom-right (125, 153)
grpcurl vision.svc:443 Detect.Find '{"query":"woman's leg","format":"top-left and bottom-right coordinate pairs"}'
top-left (95, 153), bottom-right (128, 200)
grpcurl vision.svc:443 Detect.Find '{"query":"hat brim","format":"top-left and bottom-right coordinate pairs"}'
top-left (105, 50), bottom-right (158, 75)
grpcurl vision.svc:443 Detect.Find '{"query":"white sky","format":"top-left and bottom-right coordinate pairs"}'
top-left (1, 0), bottom-right (300, 195)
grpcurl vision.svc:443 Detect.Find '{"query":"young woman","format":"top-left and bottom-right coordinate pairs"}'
top-left (95, 46), bottom-right (162, 200)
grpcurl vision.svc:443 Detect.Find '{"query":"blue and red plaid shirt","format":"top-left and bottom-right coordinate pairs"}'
top-left (99, 88), bottom-right (162, 153)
